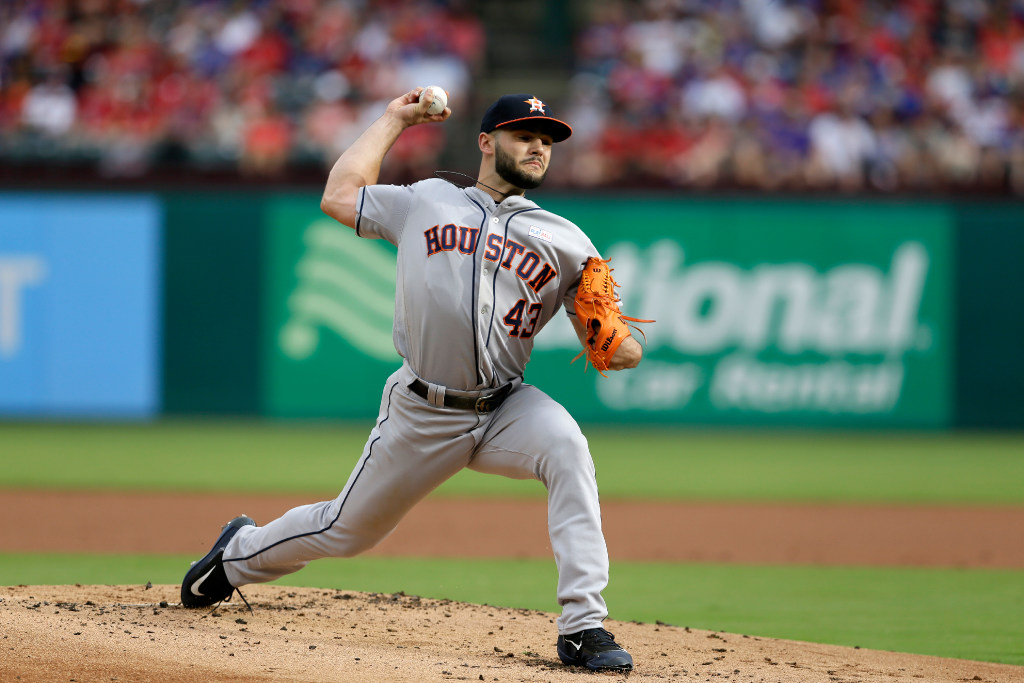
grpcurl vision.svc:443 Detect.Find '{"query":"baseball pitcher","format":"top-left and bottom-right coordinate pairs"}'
top-left (181, 88), bottom-right (650, 673)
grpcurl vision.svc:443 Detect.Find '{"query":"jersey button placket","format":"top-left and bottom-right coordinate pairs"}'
top-left (478, 229), bottom-right (497, 336)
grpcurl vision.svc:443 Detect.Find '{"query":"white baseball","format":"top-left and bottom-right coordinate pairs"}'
top-left (420, 85), bottom-right (448, 115)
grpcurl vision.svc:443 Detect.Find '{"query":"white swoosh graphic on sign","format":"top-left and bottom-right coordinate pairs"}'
top-left (279, 223), bottom-right (399, 362)
top-left (287, 290), bottom-right (396, 359)
top-left (305, 221), bottom-right (396, 284)
top-left (295, 258), bottom-right (395, 318)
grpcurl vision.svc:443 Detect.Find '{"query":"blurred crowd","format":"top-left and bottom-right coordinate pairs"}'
top-left (557, 0), bottom-right (1024, 193)
top-left (0, 0), bottom-right (483, 178)
top-left (2, 0), bottom-right (1024, 194)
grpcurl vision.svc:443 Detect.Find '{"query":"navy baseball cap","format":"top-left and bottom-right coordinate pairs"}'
top-left (479, 94), bottom-right (573, 143)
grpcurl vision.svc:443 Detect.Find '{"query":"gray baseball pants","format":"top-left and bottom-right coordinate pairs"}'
top-left (223, 362), bottom-right (610, 634)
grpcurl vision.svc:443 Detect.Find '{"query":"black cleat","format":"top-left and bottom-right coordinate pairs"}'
top-left (180, 515), bottom-right (256, 608)
top-left (557, 627), bottom-right (634, 672)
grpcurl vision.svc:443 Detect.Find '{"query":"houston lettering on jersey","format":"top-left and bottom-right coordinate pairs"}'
top-left (424, 225), bottom-right (557, 293)
top-left (424, 223), bottom-right (480, 255)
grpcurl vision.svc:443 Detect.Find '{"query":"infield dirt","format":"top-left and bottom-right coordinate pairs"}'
top-left (4, 584), bottom-right (1024, 683)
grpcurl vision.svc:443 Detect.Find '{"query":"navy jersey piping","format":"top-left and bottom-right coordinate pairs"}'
top-left (485, 207), bottom-right (542, 349)
top-left (224, 380), bottom-right (399, 564)
top-left (354, 186), bottom-right (365, 237)
top-left (466, 194), bottom-right (489, 385)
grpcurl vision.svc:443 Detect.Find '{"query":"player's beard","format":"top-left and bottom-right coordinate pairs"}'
top-left (494, 139), bottom-right (547, 190)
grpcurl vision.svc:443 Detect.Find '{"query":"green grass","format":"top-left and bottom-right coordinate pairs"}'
top-left (1, 552), bottom-right (1021, 666)
top-left (1, 421), bottom-right (1023, 504)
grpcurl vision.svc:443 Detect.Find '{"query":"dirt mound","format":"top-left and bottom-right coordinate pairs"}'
top-left (2, 584), bottom-right (1021, 682)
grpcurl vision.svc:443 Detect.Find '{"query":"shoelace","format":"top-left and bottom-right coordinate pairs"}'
top-left (579, 628), bottom-right (620, 651)
top-left (207, 587), bottom-right (254, 616)
top-left (234, 588), bottom-right (254, 614)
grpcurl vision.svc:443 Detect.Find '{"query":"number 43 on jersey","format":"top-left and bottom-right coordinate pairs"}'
top-left (503, 299), bottom-right (543, 338)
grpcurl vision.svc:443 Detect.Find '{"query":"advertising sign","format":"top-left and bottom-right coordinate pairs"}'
top-left (0, 194), bottom-right (161, 418)
top-left (532, 199), bottom-right (953, 427)
top-left (264, 197), bottom-right (399, 418)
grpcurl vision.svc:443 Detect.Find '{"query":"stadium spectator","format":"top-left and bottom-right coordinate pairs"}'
top-left (682, 62), bottom-right (747, 124)
top-left (21, 68), bottom-right (77, 136)
top-left (807, 94), bottom-right (877, 192)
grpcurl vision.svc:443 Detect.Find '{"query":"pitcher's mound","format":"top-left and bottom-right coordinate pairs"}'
top-left (1, 584), bottom-right (1020, 682)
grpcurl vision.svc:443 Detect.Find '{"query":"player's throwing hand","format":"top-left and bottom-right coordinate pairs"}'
top-left (385, 87), bottom-right (451, 127)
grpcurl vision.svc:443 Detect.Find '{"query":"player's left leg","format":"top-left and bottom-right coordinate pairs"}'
top-left (470, 384), bottom-right (632, 671)
top-left (468, 384), bottom-right (609, 635)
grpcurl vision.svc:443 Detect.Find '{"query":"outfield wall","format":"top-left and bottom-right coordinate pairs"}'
top-left (1, 191), bottom-right (1020, 429)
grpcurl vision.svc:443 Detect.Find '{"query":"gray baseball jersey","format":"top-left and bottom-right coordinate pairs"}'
top-left (356, 178), bottom-right (597, 389)
top-left (222, 178), bottom-right (613, 635)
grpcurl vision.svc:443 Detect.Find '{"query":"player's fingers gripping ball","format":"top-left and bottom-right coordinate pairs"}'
top-left (572, 257), bottom-right (654, 376)
top-left (420, 85), bottom-right (448, 115)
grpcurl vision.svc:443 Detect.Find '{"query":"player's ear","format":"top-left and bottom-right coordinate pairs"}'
top-left (478, 131), bottom-right (495, 155)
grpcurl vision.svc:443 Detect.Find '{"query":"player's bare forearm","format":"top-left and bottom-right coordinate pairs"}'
top-left (571, 316), bottom-right (643, 371)
top-left (320, 115), bottom-right (405, 228)
top-left (321, 88), bottom-right (450, 228)
top-left (608, 335), bottom-right (642, 370)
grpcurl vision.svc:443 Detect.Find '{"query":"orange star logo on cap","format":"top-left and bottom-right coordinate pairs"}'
top-left (524, 97), bottom-right (546, 114)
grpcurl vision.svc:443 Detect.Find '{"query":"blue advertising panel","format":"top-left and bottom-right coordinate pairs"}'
top-left (0, 195), bottom-right (161, 418)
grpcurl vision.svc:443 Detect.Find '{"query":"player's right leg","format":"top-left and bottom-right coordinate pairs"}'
top-left (215, 367), bottom-right (481, 588)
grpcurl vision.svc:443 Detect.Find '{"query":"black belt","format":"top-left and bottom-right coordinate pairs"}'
top-left (409, 378), bottom-right (513, 414)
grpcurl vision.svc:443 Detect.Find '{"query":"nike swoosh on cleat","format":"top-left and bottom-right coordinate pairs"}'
top-left (190, 566), bottom-right (217, 596)
top-left (567, 640), bottom-right (582, 651)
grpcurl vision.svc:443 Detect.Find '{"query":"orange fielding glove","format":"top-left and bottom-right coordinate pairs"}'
top-left (572, 257), bottom-right (654, 376)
